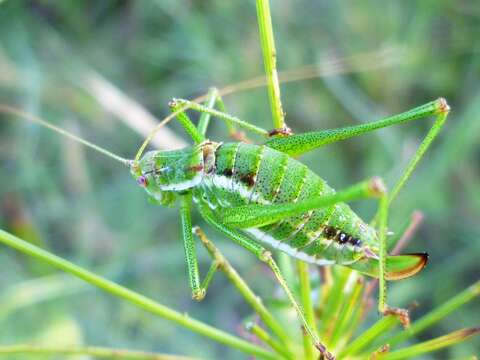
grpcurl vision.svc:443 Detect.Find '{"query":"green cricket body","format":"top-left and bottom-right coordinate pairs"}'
top-left (1, 97), bottom-right (444, 360)
top-left (131, 140), bottom-right (427, 280)
top-left (202, 141), bottom-right (375, 266)
top-left (0, 74), bottom-right (447, 359)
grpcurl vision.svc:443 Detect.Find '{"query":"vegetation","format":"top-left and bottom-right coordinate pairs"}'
top-left (0, 1), bottom-right (478, 359)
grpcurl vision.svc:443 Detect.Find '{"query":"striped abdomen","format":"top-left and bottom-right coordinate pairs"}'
top-left (194, 142), bottom-right (378, 265)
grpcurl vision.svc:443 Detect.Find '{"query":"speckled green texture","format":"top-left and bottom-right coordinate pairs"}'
top-left (264, 100), bottom-right (442, 157)
top-left (132, 138), bottom-right (428, 278)
top-left (197, 142), bottom-right (376, 265)
top-left (250, 145), bottom-right (288, 202)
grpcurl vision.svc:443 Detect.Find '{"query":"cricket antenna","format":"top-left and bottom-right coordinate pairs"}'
top-left (134, 47), bottom-right (400, 161)
top-left (134, 102), bottom-right (194, 161)
top-left (134, 112), bottom-right (175, 161)
top-left (0, 104), bottom-right (130, 166)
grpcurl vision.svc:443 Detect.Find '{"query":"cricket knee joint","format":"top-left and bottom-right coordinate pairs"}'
top-left (192, 225), bottom-right (202, 236)
top-left (168, 98), bottom-right (182, 109)
top-left (192, 225), bottom-right (208, 245)
top-left (267, 126), bottom-right (293, 137)
top-left (437, 97), bottom-right (450, 114)
top-left (192, 289), bottom-right (206, 301)
top-left (259, 249), bottom-right (272, 263)
top-left (369, 176), bottom-right (387, 197)
top-left (382, 305), bottom-right (410, 328)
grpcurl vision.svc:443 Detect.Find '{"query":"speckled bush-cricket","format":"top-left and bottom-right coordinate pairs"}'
top-left (0, 89), bottom-right (450, 359)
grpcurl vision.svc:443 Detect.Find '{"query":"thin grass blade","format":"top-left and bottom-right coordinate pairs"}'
top-left (383, 280), bottom-right (480, 347)
top-left (378, 328), bottom-right (480, 360)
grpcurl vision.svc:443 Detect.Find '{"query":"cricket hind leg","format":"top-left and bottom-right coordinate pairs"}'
top-left (197, 202), bottom-right (335, 360)
top-left (192, 226), bottom-right (224, 296)
top-left (371, 103), bottom-right (450, 326)
top-left (375, 185), bottom-right (412, 328)
top-left (220, 177), bottom-right (385, 229)
top-left (265, 99), bottom-right (449, 201)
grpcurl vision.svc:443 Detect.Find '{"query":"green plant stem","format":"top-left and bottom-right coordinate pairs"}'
top-left (341, 295), bottom-right (364, 346)
top-left (378, 328), bottom-right (480, 360)
top-left (378, 194), bottom-right (388, 313)
top-left (194, 227), bottom-right (293, 352)
top-left (338, 316), bottom-right (399, 358)
top-left (0, 345), bottom-right (195, 359)
top-left (0, 275), bottom-right (84, 319)
top-left (0, 229), bottom-right (276, 360)
top-left (256, 0), bottom-right (285, 129)
top-left (383, 280), bottom-right (480, 347)
top-left (247, 323), bottom-right (294, 360)
top-left (296, 261), bottom-right (316, 360)
top-left (320, 267), bottom-right (351, 334)
top-left (329, 276), bottom-right (364, 348)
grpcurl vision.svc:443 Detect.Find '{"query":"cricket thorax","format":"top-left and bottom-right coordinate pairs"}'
top-left (194, 142), bottom-right (379, 265)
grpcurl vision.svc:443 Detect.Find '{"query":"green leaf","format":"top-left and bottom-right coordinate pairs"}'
top-left (378, 328), bottom-right (480, 360)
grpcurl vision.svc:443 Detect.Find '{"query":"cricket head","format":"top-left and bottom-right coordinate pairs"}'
top-left (129, 146), bottom-right (204, 207)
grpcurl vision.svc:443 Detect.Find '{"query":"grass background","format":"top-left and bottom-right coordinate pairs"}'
top-left (0, 1), bottom-right (478, 358)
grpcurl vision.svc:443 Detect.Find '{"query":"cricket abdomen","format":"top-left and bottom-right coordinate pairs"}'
top-left (195, 142), bottom-right (378, 265)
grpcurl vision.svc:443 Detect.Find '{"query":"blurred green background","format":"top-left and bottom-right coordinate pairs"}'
top-left (0, 1), bottom-right (478, 359)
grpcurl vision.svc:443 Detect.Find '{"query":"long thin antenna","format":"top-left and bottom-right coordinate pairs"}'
top-left (218, 46), bottom-right (401, 98)
top-left (134, 103), bottom-right (193, 161)
top-left (0, 104), bottom-right (130, 165)
top-left (133, 46), bottom-right (401, 160)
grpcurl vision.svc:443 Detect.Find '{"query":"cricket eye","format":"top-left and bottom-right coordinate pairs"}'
top-left (137, 175), bottom-right (148, 187)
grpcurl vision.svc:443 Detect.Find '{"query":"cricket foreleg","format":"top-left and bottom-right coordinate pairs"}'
top-left (197, 88), bottom-right (218, 137)
top-left (168, 100), bottom-right (205, 144)
top-left (221, 177), bottom-right (385, 229)
top-left (198, 203), bottom-right (335, 360)
top-left (192, 226), bottom-right (227, 295)
top-left (196, 88), bottom-right (247, 141)
top-left (264, 98), bottom-right (449, 159)
top-left (168, 89), bottom-right (241, 143)
top-left (179, 193), bottom-right (221, 301)
top-left (173, 98), bottom-right (270, 137)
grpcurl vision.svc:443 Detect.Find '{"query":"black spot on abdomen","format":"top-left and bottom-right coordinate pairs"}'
top-left (223, 168), bottom-right (233, 177)
top-left (323, 225), bottom-right (362, 247)
top-left (240, 173), bottom-right (256, 187)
